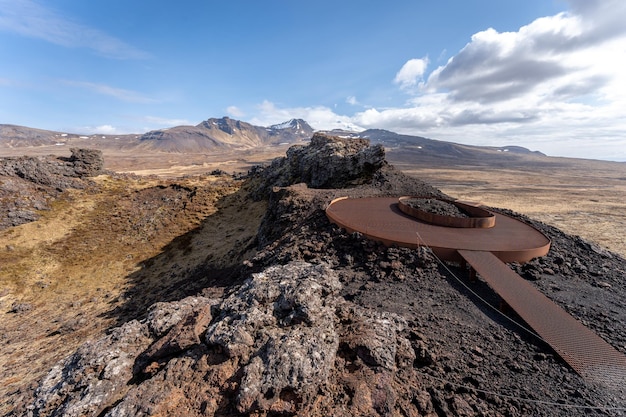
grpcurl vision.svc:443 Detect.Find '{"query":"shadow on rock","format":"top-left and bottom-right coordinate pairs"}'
top-left (100, 186), bottom-right (264, 328)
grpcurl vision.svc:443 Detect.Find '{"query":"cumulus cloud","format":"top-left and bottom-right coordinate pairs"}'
top-left (226, 106), bottom-right (245, 117)
top-left (566, 0), bottom-right (626, 45)
top-left (0, 0), bottom-right (149, 59)
top-left (394, 57), bottom-right (429, 90)
top-left (424, 3), bottom-right (624, 108)
top-left (344, 0), bottom-right (626, 160)
top-left (250, 100), bottom-right (362, 131)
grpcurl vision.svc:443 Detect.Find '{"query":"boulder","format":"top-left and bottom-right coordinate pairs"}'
top-left (67, 148), bottom-right (104, 177)
top-left (255, 133), bottom-right (386, 196)
top-left (0, 148), bottom-right (104, 229)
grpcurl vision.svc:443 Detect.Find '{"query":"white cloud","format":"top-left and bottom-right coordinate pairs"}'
top-left (77, 124), bottom-right (119, 135)
top-left (226, 106), bottom-right (245, 117)
top-left (346, 96), bottom-right (359, 106)
top-left (394, 58), bottom-right (429, 90)
top-left (244, 2), bottom-right (626, 161)
top-left (0, 0), bottom-right (149, 59)
top-left (346, 0), bottom-right (626, 161)
top-left (250, 100), bottom-right (362, 131)
top-left (62, 80), bottom-right (157, 103)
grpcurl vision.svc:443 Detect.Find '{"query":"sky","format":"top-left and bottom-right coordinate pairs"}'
top-left (1, 0), bottom-right (625, 161)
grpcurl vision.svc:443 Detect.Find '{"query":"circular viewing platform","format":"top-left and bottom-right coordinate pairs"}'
top-left (326, 196), bottom-right (550, 263)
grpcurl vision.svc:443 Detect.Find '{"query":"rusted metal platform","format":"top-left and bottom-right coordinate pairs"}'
top-left (326, 197), bottom-right (550, 263)
top-left (326, 196), bottom-right (626, 386)
top-left (459, 249), bottom-right (626, 387)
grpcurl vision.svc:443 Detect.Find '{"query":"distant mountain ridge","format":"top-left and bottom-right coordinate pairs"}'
top-left (140, 117), bottom-right (315, 152)
top-left (0, 117), bottom-right (315, 152)
top-left (1, 117), bottom-right (551, 165)
top-left (330, 128), bottom-right (545, 157)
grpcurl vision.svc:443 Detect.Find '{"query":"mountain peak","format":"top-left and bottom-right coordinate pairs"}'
top-left (269, 119), bottom-right (312, 132)
top-left (267, 119), bottom-right (314, 137)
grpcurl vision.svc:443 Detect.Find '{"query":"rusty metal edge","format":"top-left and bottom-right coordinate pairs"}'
top-left (398, 196), bottom-right (496, 229)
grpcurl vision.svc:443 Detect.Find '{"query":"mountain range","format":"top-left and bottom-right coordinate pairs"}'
top-left (0, 117), bottom-right (314, 153)
top-left (0, 117), bottom-right (544, 165)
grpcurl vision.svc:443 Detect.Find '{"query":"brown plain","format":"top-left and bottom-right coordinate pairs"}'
top-left (394, 161), bottom-right (626, 258)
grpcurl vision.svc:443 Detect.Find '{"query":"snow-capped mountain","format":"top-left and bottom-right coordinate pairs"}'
top-left (136, 117), bottom-right (314, 152)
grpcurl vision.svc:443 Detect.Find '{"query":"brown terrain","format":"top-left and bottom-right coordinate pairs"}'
top-left (393, 160), bottom-right (626, 259)
top-left (1, 125), bottom-right (626, 416)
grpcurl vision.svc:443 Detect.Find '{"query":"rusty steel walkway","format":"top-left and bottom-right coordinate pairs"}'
top-left (459, 249), bottom-right (626, 387)
top-left (326, 196), bottom-right (626, 387)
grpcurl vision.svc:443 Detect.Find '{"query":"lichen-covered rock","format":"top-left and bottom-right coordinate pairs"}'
top-left (146, 295), bottom-right (216, 338)
top-left (205, 261), bottom-right (341, 413)
top-left (24, 296), bottom-right (218, 417)
top-left (254, 133), bottom-right (386, 196)
top-left (26, 320), bottom-right (153, 417)
top-left (134, 302), bottom-right (216, 376)
top-left (21, 259), bottom-right (424, 416)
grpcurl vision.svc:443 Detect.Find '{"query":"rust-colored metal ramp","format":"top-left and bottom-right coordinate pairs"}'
top-left (326, 196), bottom-right (626, 386)
top-left (458, 249), bottom-right (626, 387)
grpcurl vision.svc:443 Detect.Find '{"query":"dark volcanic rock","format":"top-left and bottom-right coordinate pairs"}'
top-left (66, 148), bottom-right (105, 177)
top-left (206, 262), bottom-right (341, 414)
top-left (0, 148), bottom-right (104, 229)
top-left (253, 132), bottom-right (386, 196)
top-left (23, 263), bottom-right (418, 416)
top-left (404, 197), bottom-right (469, 218)
top-left (26, 320), bottom-right (153, 417)
top-left (0, 148), bottom-right (104, 185)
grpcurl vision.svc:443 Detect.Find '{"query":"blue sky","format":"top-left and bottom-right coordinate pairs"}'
top-left (1, 0), bottom-right (625, 161)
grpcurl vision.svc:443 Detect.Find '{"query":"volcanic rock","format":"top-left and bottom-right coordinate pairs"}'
top-left (0, 148), bottom-right (104, 229)
top-left (254, 132), bottom-right (386, 195)
top-left (65, 148), bottom-right (105, 177)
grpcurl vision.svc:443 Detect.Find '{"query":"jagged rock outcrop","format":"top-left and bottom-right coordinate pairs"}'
top-left (65, 148), bottom-right (104, 177)
top-left (206, 262), bottom-right (341, 414)
top-left (27, 320), bottom-right (153, 417)
top-left (24, 262), bottom-right (420, 416)
top-left (0, 148), bottom-right (104, 184)
top-left (0, 148), bottom-right (104, 229)
top-left (254, 132), bottom-right (386, 195)
top-left (24, 296), bottom-right (217, 417)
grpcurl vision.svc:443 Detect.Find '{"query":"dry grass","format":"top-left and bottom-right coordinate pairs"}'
top-left (398, 163), bottom-right (626, 258)
top-left (0, 143), bottom-right (292, 177)
top-left (0, 173), bottom-right (267, 413)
